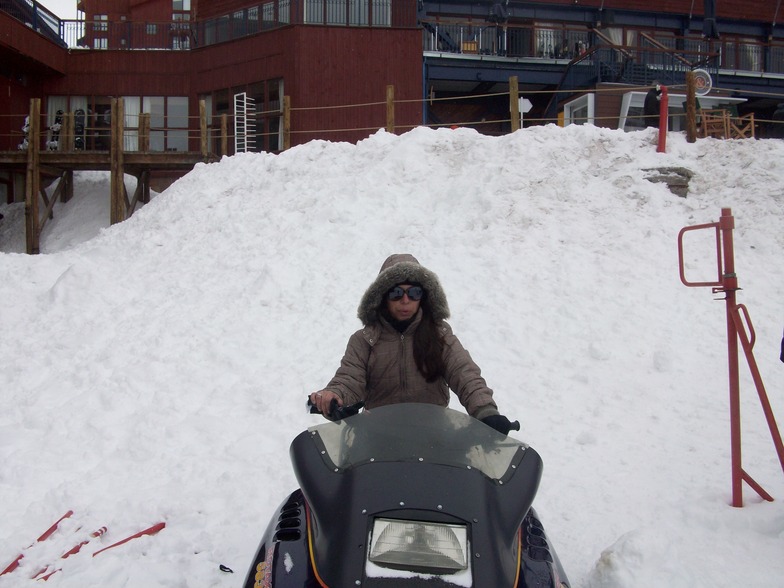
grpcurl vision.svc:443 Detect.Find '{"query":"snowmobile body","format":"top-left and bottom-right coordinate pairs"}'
top-left (242, 403), bottom-right (569, 587)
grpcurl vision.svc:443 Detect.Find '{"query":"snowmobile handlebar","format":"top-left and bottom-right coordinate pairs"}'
top-left (307, 398), bottom-right (365, 421)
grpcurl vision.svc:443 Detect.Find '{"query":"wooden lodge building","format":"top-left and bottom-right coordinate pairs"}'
top-left (2, 0), bottom-right (784, 219)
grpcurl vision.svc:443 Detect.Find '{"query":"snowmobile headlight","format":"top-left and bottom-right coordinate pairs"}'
top-left (368, 518), bottom-right (468, 574)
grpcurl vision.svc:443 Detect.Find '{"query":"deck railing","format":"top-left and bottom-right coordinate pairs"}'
top-left (421, 19), bottom-right (784, 77)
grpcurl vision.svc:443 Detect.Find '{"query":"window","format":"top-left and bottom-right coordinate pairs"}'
top-left (349, 0), bottom-right (368, 26)
top-left (372, 0), bottom-right (390, 26)
top-left (141, 97), bottom-right (188, 151)
top-left (563, 94), bottom-right (595, 126)
top-left (93, 14), bottom-right (107, 32)
top-left (305, 0), bottom-right (323, 24)
top-left (278, 0), bottom-right (290, 24)
top-left (206, 80), bottom-right (283, 154)
top-left (167, 97), bottom-right (189, 151)
top-left (262, 2), bottom-right (276, 28)
top-left (327, 0), bottom-right (346, 25)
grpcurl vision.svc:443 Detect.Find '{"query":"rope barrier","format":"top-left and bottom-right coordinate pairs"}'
top-left (4, 78), bottom-right (784, 152)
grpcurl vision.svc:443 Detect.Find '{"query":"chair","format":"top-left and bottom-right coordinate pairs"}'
top-left (700, 109), bottom-right (729, 139)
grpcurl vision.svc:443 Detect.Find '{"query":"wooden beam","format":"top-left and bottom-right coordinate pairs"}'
top-left (220, 114), bottom-right (228, 156)
top-left (386, 85), bottom-right (395, 134)
top-left (110, 98), bottom-right (126, 225)
top-left (129, 173), bottom-right (143, 214)
top-left (199, 100), bottom-right (208, 158)
top-left (139, 113), bottom-right (150, 152)
top-left (509, 76), bottom-right (520, 132)
top-left (25, 99), bottom-right (41, 254)
top-left (283, 96), bottom-right (291, 151)
top-left (686, 71), bottom-right (697, 143)
top-left (61, 112), bottom-right (73, 152)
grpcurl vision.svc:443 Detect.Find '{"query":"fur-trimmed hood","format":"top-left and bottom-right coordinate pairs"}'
top-left (358, 254), bottom-right (450, 326)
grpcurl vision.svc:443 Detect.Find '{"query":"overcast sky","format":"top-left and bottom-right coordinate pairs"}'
top-left (38, 0), bottom-right (78, 20)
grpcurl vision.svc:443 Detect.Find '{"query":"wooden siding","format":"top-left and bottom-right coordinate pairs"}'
top-left (0, 12), bottom-right (67, 74)
top-left (594, 85), bottom-right (626, 130)
top-left (189, 24), bottom-right (423, 145)
top-left (29, 24), bottom-right (421, 149)
top-left (43, 51), bottom-right (191, 96)
top-left (287, 26), bottom-right (423, 143)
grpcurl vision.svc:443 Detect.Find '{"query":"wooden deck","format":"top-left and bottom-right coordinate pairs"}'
top-left (2, 98), bottom-right (223, 254)
top-left (0, 150), bottom-right (217, 173)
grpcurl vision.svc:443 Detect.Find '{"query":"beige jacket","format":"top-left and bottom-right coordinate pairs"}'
top-left (324, 253), bottom-right (499, 420)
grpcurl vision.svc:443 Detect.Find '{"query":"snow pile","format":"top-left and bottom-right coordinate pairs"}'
top-left (1, 125), bottom-right (783, 587)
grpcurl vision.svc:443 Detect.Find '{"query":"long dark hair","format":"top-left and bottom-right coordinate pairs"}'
top-left (413, 295), bottom-right (446, 382)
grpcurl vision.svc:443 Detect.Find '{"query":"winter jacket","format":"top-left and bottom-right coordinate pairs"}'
top-left (323, 254), bottom-right (499, 420)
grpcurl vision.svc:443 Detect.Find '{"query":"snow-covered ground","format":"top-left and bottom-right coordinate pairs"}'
top-left (1, 125), bottom-right (783, 587)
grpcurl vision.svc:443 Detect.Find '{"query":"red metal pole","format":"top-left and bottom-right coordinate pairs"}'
top-left (657, 86), bottom-right (669, 153)
top-left (719, 208), bottom-right (743, 507)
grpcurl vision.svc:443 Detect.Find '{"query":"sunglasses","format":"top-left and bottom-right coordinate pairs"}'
top-left (387, 286), bottom-right (424, 302)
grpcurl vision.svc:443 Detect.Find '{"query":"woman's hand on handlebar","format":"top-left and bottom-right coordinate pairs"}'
top-left (309, 390), bottom-right (342, 416)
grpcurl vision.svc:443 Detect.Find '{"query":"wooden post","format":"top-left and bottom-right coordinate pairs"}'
top-left (199, 99), bottom-right (208, 158)
top-left (220, 114), bottom-right (228, 156)
top-left (25, 99), bottom-right (41, 254)
top-left (110, 98), bottom-right (126, 225)
top-left (509, 76), bottom-right (520, 132)
top-left (386, 85), bottom-right (395, 134)
top-left (685, 71), bottom-right (697, 144)
top-left (139, 113), bottom-right (150, 152)
top-left (61, 112), bottom-right (73, 152)
top-left (64, 170), bottom-right (74, 203)
top-left (283, 96), bottom-right (291, 151)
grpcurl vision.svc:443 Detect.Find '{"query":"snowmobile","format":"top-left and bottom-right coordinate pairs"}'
top-left (242, 402), bottom-right (569, 587)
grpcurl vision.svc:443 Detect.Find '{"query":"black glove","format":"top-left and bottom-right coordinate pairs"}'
top-left (481, 414), bottom-right (520, 436)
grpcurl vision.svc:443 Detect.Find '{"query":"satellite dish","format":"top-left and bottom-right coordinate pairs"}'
top-left (692, 69), bottom-right (713, 96)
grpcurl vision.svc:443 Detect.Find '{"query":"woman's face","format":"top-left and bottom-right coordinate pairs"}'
top-left (386, 284), bottom-right (422, 321)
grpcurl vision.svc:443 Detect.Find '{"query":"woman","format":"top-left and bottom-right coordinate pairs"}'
top-left (309, 253), bottom-right (516, 435)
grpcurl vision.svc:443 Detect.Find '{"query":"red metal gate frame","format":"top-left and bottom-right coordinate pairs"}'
top-left (677, 207), bottom-right (784, 507)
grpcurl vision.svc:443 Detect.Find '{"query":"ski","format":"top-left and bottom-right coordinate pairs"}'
top-left (0, 510), bottom-right (73, 577)
top-left (33, 526), bottom-right (108, 581)
top-left (92, 522), bottom-right (166, 557)
top-left (2, 513), bottom-right (164, 580)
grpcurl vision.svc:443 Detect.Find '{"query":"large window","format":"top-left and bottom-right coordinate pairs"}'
top-left (143, 96), bottom-right (189, 151)
top-left (43, 95), bottom-right (189, 152)
top-left (203, 79), bottom-right (284, 154)
top-left (303, 0), bottom-right (389, 26)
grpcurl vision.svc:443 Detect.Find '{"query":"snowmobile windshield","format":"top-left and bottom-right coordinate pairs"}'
top-left (308, 403), bottom-right (526, 481)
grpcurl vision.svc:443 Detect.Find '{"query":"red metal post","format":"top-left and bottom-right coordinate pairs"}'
top-left (657, 85), bottom-right (669, 153)
top-left (718, 209), bottom-right (744, 506)
top-left (678, 207), bottom-right (784, 507)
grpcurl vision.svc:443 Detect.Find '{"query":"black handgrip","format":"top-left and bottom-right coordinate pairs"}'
top-left (509, 420), bottom-right (521, 432)
top-left (307, 397), bottom-right (365, 421)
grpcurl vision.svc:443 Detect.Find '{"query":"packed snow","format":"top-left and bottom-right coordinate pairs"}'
top-left (1, 124), bottom-right (783, 587)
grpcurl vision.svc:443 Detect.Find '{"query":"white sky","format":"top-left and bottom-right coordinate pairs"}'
top-left (37, 0), bottom-right (78, 19)
top-left (1, 125), bottom-right (783, 587)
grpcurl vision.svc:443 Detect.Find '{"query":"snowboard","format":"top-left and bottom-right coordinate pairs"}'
top-left (17, 116), bottom-right (29, 150)
top-left (74, 108), bottom-right (86, 150)
top-left (47, 110), bottom-right (63, 151)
